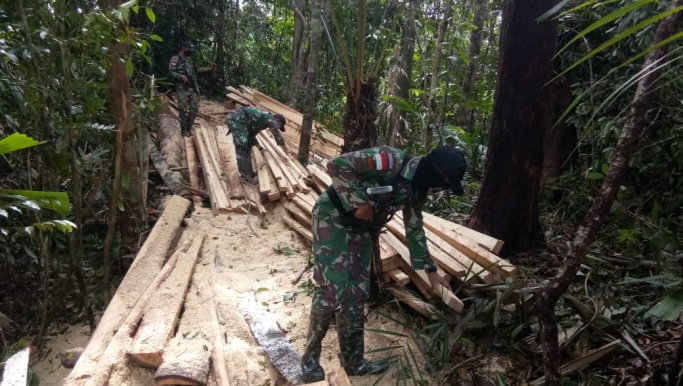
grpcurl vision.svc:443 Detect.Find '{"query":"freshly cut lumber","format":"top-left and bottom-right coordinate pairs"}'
top-left (387, 269), bottom-right (410, 286)
top-left (265, 163), bottom-right (281, 201)
top-left (307, 164), bottom-right (332, 188)
top-left (2, 347), bottom-right (30, 386)
top-left (282, 216), bottom-right (313, 242)
top-left (65, 196), bottom-right (190, 385)
top-left (258, 133), bottom-right (300, 190)
top-left (215, 125), bottom-right (246, 199)
top-left (194, 128), bottom-right (231, 214)
top-left (184, 137), bottom-right (202, 205)
top-left (226, 92), bottom-right (250, 106)
top-left (154, 338), bottom-right (210, 385)
top-left (381, 232), bottom-right (434, 299)
top-left (326, 367), bottom-right (353, 386)
top-left (424, 228), bottom-right (496, 284)
top-left (294, 193), bottom-right (316, 211)
top-left (75, 229), bottom-right (205, 386)
top-left (284, 202), bottom-right (312, 227)
top-left (433, 283), bottom-right (464, 313)
top-left (257, 137), bottom-right (284, 181)
top-left (244, 184), bottom-right (267, 215)
top-left (422, 212), bottom-right (504, 254)
top-left (261, 131), bottom-right (310, 193)
top-left (380, 238), bottom-right (402, 271)
top-left (128, 234), bottom-right (206, 368)
top-left (422, 220), bottom-right (518, 278)
top-left (207, 283), bottom-right (231, 386)
top-left (156, 106), bottom-right (191, 198)
top-left (240, 294), bottom-right (304, 385)
top-left (384, 285), bottom-right (439, 319)
top-left (252, 146), bottom-right (270, 196)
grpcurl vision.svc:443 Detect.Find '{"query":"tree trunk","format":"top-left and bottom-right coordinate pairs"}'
top-left (342, 81), bottom-right (378, 153)
top-left (109, 0), bottom-right (145, 260)
top-left (540, 79), bottom-right (576, 198)
top-left (466, 0), bottom-right (558, 255)
top-left (388, 0), bottom-right (417, 148)
top-left (298, 0), bottom-right (322, 164)
top-left (286, 0), bottom-right (307, 106)
top-left (423, 0), bottom-right (453, 150)
top-left (458, 0), bottom-right (486, 132)
top-left (537, 2), bottom-right (683, 384)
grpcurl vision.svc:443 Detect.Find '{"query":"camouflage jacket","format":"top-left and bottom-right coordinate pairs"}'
top-left (169, 55), bottom-right (199, 92)
top-left (327, 146), bottom-right (436, 271)
top-left (229, 107), bottom-right (285, 147)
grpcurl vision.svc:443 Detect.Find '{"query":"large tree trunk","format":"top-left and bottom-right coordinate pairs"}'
top-left (286, 0), bottom-right (307, 106)
top-left (422, 0), bottom-right (453, 150)
top-left (109, 0), bottom-right (145, 258)
top-left (466, 0), bottom-right (559, 255)
top-left (342, 81), bottom-right (378, 153)
top-left (537, 2), bottom-right (683, 384)
top-left (298, 0), bottom-right (322, 164)
top-left (388, 0), bottom-right (417, 148)
top-left (458, 0), bottom-right (486, 132)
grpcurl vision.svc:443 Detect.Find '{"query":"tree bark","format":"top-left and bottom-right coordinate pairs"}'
top-left (342, 81), bottom-right (378, 153)
top-left (286, 0), bottom-right (307, 106)
top-left (423, 0), bottom-right (453, 150)
top-left (388, 0), bottom-right (417, 148)
top-left (458, 0), bottom-right (486, 132)
top-left (537, 2), bottom-right (683, 384)
top-left (298, 0), bottom-right (322, 164)
top-left (466, 0), bottom-right (559, 255)
top-left (109, 0), bottom-right (145, 261)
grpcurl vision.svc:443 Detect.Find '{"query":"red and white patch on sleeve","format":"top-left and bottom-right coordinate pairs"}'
top-left (367, 152), bottom-right (394, 171)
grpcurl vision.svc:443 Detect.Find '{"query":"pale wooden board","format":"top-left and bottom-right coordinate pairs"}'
top-left (282, 216), bottom-right (314, 242)
top-left (184, 137), bottom-right (203, 205)
top-left (284, 202), bottom-right (312, 228)
top-left (215, 125), bottom-right (246, 199)
top-left (2, 347), bottom-right (30, 386)
top-left (384, 285), bottom-right (439, 319)
top-left (422, 212), bottom-right (504, 254)
top-left (252, 146), bottom-right (271, 196)
top-left (387, 269), bottom-right (410, 286)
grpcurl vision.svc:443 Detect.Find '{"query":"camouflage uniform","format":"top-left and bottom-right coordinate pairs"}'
top-left (226, 106), bottom-right (285, 180)
top-left (169, 55), bottom-right (199, 136)
top-left (302, 146), bottom-right (437, 382)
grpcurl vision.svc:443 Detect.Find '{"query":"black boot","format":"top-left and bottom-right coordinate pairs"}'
top-left (301, 307), bottom-right (335, 383)
top-left (337, 306), bottom-right (389, 376)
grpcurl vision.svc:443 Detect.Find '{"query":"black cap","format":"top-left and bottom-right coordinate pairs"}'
top-left (182, 40), bottom-right (196, 51)
top-left (426, 146), bottom-right (467, 196)
top-left (274, 114), bottom-right (286, 132)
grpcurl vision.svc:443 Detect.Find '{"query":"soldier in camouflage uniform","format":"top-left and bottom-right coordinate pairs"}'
top-left (226, 106), bottom-right (292, 183)
top-left (169, 41), bottom-right (214, 137)
top-left (301, 145), bottom-right (467, 382)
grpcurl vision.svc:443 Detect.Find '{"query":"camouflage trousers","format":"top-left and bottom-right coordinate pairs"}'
top-left (311, 192), bottom-right (373, 313)
top-left (227, 112), bottom-right (257, 180)
top-left (177, 88), bottom-right (199, 135)
top-left (234, 144), bottom-right (255, 180)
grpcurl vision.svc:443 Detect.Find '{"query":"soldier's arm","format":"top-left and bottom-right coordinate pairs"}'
top-left (267, 123), bottom-right (286, 146)
top-left (402, 206), bottom-right (436, 271)
top-left (326, 156), bottom-right (371, 212)
top-left (169, 56), bottom-right (183, 82)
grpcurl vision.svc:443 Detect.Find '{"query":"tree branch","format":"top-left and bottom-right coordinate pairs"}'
top-left (291, 0), bottom-right (308, 32)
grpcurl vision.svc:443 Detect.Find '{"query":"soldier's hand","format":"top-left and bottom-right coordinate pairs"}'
top-left (354, 204), bottom-right (374, 221)
top-left (428, 272), bottom-right (452, 292)
top-left (181, 75), bottom-right (189, 83)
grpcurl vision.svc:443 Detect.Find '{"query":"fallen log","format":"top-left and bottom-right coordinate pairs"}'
top-left (65, 196), bottom-right (191, 385)
top-left (127, 234), bottom-right (206, 368)
top-left (154, 339), bottom-right (210, 385)
top-left (240, 294), bottom-right (305, 385)
top-left (2, 347), bottom-right (30, 386)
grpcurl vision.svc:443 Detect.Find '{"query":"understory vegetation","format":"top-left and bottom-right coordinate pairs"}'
top-left (1, 0), bottom-right (682, 384)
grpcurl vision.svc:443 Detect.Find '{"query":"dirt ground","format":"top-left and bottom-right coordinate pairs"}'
top-left (33, 183), bottom-right (431, 386)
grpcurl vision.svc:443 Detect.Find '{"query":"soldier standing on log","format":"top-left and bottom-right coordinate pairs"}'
top-left (300, 145), bottom-right (467, 382)
top-left (169, 40), bottom-right (215, 137)
top-left (225, 106), bottom-right (293, 183)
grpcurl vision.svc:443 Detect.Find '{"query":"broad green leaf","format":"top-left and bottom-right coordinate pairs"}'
top-left (121, 171), bottom-right (131, 189)
top-left (132, 5), bottom-right (139, 14)
top-left (555, 0), bottom-right (656, 57)
top-left (645, 290), bottom-right (683, 321)
top-left (146, 8), bottom-right (156, 23)
top-left (620, 30), bottom-right (683, 67)
top-left (553, 6), bottom-right (683, 81)
top-left (126, 58), bottom-right (134, 77)
top-left (393, 97), bottom-right (414, 113)
top-left (601, 163), bottom-right (609, 175)
top-left (150, 34), bottom-right (163, 42)
top-left (0, 189), bottom-right (71, 216)
top-left (0, 133), bottom-right (41, 156)
top-left (587, 172), bottom-right (605, 180)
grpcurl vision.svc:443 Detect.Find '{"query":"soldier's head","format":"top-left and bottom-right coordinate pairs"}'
top-left (181, 40), bottom-right (196, 57)
top-left (274, 114), bottom-right (287, 132)
top-left (413, 146), bottom-right (467, 196)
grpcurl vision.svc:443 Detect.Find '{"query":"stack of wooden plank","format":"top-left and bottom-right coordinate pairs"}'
top-left (226, 85), bottom-right (343, 159)
top-left (281, 162), bottom-right (519, 317)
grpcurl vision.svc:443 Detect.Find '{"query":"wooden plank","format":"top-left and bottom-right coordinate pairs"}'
top-left (383, 285), bottom-right (439, 319)
top-left (239, 294), bottom-right (305, 385)
top-left (261, 131), bottom-right (311, 193)
top-left (184, 137), bottom-right (203, 205)
top-left (226, 92), bottom-right (250, 106)
top-left (2, 347), bottom-right (30, 386)
top-left (258, 133), bottom-right (300, 190)
top-left (65, 196), bottom-right (191, 385)
top-left (194, 128), bottom-right (231, 214)
top-left (244, 183), bottom-right (267, 215)
top-left (128, 235), bottom-right (206, 368)
top-left (282, 216), bottom-right (314, 242)
top-left (257, 136), bottom-right (284, 181)
top-left (215, 125), bottom-right (246, 199)
top-left (422, 212), bottom-right (504, 254)
top-left (208, 283), bottom-right (231, 386)
top-left (380, 238), bottom-right (402, 272)
top-left (387, 269), bottom-right (410, 286)
top-left (421, 219), bottom-right (518, 279)
top-left (154, 340), bottom-right (210, 385)
top-left (381, 232), bottom-right (434, 299)
top-left (252, 146), bottom-right (270, 195)
top-left (307, 164), bottom-right (332, 188)
top-left (265, 162), bottom-right (282, 201)
top-left (294, 192), bottom-right (316, 211)
top-left (284, 202), bottom-right (312, 227)
top-left (326, 367), bottom-right (353, 386)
